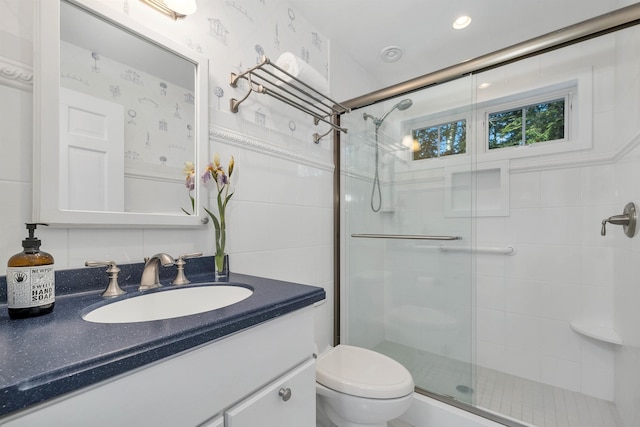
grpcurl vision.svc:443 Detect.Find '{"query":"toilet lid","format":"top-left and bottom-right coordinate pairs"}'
top-left (316, 345), bottom-right (414, 399)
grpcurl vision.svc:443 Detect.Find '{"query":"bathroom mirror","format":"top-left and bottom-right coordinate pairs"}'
top-left (33, 0), bottom-right (208, 226)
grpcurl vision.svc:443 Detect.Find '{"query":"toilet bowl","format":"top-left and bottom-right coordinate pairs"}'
top-left (316, 345), bottom-right (414, 427)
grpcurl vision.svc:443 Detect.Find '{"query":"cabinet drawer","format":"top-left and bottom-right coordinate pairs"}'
top-left (225, 358), bottom-right (315, 427)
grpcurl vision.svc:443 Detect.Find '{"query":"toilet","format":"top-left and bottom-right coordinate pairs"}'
top-left (316, 345), bottom-right (415, 427)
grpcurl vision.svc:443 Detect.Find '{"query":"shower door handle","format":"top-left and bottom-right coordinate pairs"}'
top-left (351, 233), bottom-right (462, 241)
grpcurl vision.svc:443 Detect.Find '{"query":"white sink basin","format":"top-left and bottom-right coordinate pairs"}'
top-left (83, 285), bottom-right (253, 324)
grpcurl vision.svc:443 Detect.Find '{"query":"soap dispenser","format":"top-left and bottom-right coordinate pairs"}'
top-left (6, 223), bottom-right (55, 319)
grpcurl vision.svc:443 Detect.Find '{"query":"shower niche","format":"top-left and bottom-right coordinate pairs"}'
top-left (445, 160), bottom-right (509, 217)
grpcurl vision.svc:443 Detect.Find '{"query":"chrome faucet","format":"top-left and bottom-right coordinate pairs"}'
top-left (139, 253), bottom-right (175, 291)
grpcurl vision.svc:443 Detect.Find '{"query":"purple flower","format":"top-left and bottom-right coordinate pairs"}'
top-left (216, 171), bottom-right (229, 187)
top-left (183, 161), bottom-right (196, 190)
top-left (185, 174), bottom-right (195, 190)
top-left (201, 162), bottom-right (214, 184)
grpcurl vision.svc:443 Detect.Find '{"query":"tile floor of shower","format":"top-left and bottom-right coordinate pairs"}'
top-left (373, 341), bottom-right (625, 427)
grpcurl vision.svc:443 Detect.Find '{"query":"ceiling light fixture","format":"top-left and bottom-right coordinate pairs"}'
top-left (380, 46), bottom-right (403, 63)
top-left (139, 0), bottom-right (197, 20)
top-left (453, 15), bottom-right (472, 30)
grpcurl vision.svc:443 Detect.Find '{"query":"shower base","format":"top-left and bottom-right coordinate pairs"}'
top-left (373, 341), bottom-right (625, 427)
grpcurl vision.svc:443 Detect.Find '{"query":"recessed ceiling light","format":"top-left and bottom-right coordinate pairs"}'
top-left (453, 15), bottom-right (472, 30)
top-left (380, 46), bottom-right (403, 63)
top-left (478, 82), bottom-right (492, 89)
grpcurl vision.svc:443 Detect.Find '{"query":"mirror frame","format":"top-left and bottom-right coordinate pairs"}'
top-left (33, 0), bottom-right (209, 227)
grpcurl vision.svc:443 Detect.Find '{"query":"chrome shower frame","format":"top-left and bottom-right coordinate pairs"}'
top-left (332, 3), bottom-right (640, 426)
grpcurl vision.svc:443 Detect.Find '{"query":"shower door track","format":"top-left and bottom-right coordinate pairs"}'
top-left (418, 388), bottom-right (528, 427)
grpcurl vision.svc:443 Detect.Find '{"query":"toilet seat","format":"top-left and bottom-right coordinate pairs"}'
top-left (316, 345), bottom-right (414, 399)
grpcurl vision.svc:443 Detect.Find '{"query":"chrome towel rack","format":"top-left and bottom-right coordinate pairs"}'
top-left (229, 55), bottom-right (350, 143)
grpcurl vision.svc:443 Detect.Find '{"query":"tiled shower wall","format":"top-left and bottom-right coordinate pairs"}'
top-left (475, 166), bottom-right (619, 400)
top-left (612, 1), bottom-right (640, 425)
top-left (473, 33), bottom-right (629, 402)
top-left (475, 16), bottom-right (640, 427)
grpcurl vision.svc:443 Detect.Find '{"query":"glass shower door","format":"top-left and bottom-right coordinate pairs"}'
top-left (340, 77), bottom-right (475, 403)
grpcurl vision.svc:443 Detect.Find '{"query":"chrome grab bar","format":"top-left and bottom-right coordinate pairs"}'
top-left (351, 233), bottom-right (462, 241)
top-left (412, 244), bottom-right (517, 255)
top-left (439, 245), bottom-right (516, 255)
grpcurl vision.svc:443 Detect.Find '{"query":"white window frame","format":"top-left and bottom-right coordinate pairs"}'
top-left (475, 75), bottom-right (592, 162)
top-left (399, 71), bottom-right (592, 172)
top-left (486, 92), bottom-right (570, 150)
top-left (401, 109), bottom-right (473, 169)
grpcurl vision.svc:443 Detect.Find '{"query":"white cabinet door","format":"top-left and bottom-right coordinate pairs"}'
top-left (225, 359), bottom-right (315, 427)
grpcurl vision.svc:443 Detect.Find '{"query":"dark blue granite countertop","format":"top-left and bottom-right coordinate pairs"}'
top-left (0, 257), bottom-right (325, 418)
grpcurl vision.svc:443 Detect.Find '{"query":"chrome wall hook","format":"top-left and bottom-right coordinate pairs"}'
top-left (601, 202), bottom-right (638, 238)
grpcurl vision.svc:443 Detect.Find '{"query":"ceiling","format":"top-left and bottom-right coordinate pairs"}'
top-left (289, 0), bottom-right (623, 90)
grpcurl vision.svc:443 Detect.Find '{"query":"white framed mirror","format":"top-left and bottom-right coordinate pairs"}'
top-left (33, 0), bottom-right (209, 227)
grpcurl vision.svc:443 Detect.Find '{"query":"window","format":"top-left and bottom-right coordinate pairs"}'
top-left (412, 118), bottom-right (467, 161)
top-left (487, 97), bottom-right (566, 149)
top-left (403, 78), bottom-right (588, 167)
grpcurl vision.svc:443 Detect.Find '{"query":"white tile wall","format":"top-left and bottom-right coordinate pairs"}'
top-left (613, 11), bottom-right (640, 427)
top-left (469, 30), bottom-right (640, 404)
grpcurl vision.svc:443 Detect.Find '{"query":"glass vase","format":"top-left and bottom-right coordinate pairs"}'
top-left (215, 253), bottom-right (229, 278)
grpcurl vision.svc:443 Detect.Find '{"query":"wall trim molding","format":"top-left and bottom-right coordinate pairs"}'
top-left (342, 131), bottom-right (640, 186)
top-left (510, 131), bottom-right (640, 174)
top-left (209, 125), bottom-right (335, 172)
top-left (0, 56), bottom-right (33, 91)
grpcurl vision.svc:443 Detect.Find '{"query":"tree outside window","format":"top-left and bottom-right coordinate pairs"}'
top-left (413, 119), bottom-right (467, 160)
top-left (488, 98), bottom-right (565, 149)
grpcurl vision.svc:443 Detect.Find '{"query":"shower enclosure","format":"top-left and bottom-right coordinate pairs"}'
top-left (337, 6), bottom-right (640, 427)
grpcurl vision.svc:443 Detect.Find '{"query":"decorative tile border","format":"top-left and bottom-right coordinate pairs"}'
top-left (0, 56), bottom-right (32, 91)
top-left (210, 125), bottom-right (334, 172)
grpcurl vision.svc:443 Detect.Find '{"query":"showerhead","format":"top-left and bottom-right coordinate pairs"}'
top-left (395, 99), bottom-right (413, 111)
top-left (362, 98), bottom-right (413, 127)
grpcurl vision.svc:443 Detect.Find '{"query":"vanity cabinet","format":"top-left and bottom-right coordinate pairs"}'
top-left (1, 307), bottom-right (316, 427)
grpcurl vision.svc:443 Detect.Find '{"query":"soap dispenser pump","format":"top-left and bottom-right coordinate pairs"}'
top-left (6, 223), bottom-right (55, 319)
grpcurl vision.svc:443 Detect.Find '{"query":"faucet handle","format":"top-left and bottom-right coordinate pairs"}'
top-left (178, 252), bottom-right (203, 260)
top-left (85, 260), bottom-right (126, 298)
top-left (172, 252), bottom-right (203, 286)
top-left (601, 202), bottom-right (638, 238)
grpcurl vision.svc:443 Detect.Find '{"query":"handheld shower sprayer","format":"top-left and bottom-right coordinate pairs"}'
top-left (363, 99), bottom-right (413, 128)
top-left (363, 98), bottom-right (413, 212)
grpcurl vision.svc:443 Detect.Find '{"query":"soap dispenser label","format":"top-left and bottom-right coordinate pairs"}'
top-left (7, 266), bottom-right (55, 308)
